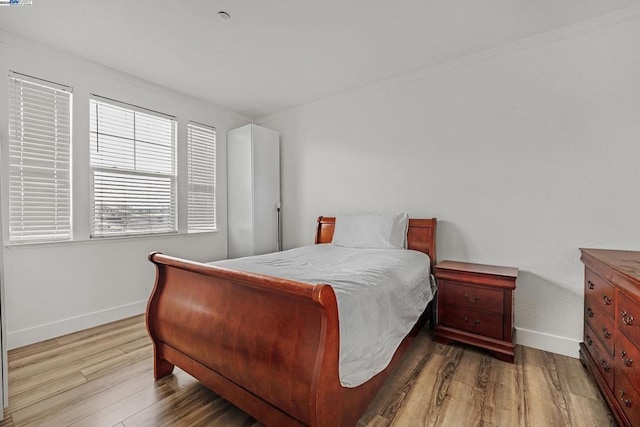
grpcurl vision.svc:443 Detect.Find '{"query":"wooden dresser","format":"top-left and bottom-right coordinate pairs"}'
top-left (580, 249), bottom-right (640, 427)
top-left (434, 261), bottom-right (518, 363)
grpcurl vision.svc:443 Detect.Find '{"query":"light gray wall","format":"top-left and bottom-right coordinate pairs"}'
top-left (0, 33), bottom-right (248, 348)
top-left (261, 14), bottom-right (640, 356)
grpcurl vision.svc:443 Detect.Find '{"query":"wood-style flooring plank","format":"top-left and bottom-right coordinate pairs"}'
top-left (356, 408), bottom-right (390, 427)
top-left (0, 414), bottom-right (14, 427)
top-left (482, 358), bottom-right (520, 426)
top-left (368, 328), bottom-right (434, 420)
top-left (54, 315), bottom-right (145, 347)
top-left (564, 391), bottom-right (616, 427)
top-left (80, 345), bottom-right (153, 381)
top-left (2, 315), bottom-right (614, 427)
top-left (433, 348), bottom-right (487, 426)
top-left (521, 363), bottom-right (572, 425)
top-left (514, 345), bottom-right (528, 426)
top-left (390, 345), bottom-right (464, 426)
top-left (7, 339), bottom-right (59, 367)
top-left (8, 372), bottom-right (87, 413)
top-left (118, 336), bottom-right (152, 354)
top-left (10, 357), bottom-right (153, 426)
top-left (122, 382), bottom-right (228, 427)
top-left (552, 352), bottom-right (601, 400)
top-left (9, 348), bottom-right (124, 397)
top-left (18, 369), bottom-right (156, 427)
top-left (68, 382), bottom-right (174, 427)
top-left (10, 322), bottom-right (146, 371)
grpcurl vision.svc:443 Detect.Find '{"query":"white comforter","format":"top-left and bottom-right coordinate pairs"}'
top-left (209, 244), bottom-right (435, 387)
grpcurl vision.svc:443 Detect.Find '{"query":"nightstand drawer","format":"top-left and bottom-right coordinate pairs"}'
top-left (440, 281), bottom-right (504, 314)
top-left (440, 305), bottom-right (503, 340)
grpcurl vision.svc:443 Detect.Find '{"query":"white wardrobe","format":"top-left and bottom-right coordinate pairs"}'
top-left (227, 124), bottom-right (281, 258)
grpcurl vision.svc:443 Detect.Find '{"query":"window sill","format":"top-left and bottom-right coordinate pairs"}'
top-left (5, 229), bottom-right (219, 250)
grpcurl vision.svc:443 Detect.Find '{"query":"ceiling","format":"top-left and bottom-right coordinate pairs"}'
top-left (1, 0), bottom-right (638, 119)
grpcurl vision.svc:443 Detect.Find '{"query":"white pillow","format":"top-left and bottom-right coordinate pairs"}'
top-left (332, 213), bottom-right (409, 249)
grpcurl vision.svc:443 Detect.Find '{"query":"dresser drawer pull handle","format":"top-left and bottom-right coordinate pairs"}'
top-left (586, 335), bottom-right (593, 346)
top-left (602, 294), bottom-right (612, 305)
top-left (587, 280), bottom-right (595, 290)
top-left (622, 311), bottom-right (634, 326)
top-left (587, 308), bottom-right (594, 318)
top-left (619, 391), bottom-right (633, 407)
top-left (464, 294), bottom-right (480, 303)
top-left (602, 327), bottom-right (612, 339)
top-left (600, 359), bottom-right (610, 372)
top-left (463, 317), bottom-right (480, 326)
top-left (620, 351), bottom-right (634, 367)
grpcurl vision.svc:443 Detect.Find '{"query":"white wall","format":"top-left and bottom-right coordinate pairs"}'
top-left (0, 33), bottom-right (248, 349)
top-left (261, 13), bottom-right (640, 357)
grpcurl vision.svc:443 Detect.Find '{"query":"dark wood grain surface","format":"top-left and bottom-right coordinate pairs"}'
top-left (434, 261), bottom-right (517, 363)
top-left (580, 248), bottom-right (640, 427)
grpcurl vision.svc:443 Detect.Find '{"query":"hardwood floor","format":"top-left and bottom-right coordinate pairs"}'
top-left (1, 315), bottom-right (614, 426)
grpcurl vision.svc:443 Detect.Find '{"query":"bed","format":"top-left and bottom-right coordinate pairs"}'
top-left (146, 216), bottom-right (437, 426)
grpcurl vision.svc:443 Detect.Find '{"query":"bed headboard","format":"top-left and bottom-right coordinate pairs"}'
top-left (315, 216), bottom-right (437, 269)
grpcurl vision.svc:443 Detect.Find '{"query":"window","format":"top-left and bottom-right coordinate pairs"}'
top-left (187, 122), bottom-right (216, 232)
top-left (89, 97), bottom-right (176, 237)
top-left (8, 72), bottom-right (72, 243)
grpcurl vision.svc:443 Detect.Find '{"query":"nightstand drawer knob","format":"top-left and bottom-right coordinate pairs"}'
top-left (602, 294), bottom-right (612, 305)
top-left (464, 294), bottom-right (480, 303)
top-left (587, 307), bottom-right (594, 318)
top-left (602, 327), bottom-right (612, 339)
top-left (587, 280), bottom-right (595, 290)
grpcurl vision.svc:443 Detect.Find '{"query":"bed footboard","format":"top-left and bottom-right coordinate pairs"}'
top-left (146, 252), bottom-right (347, 426)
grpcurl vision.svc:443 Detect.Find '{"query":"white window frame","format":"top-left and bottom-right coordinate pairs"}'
top-left (187, 121), bottom-right (217, 232)
top-left (7, 71), bottom-right (72, 244)
top-left (89, 95), bottom-right (177, 238)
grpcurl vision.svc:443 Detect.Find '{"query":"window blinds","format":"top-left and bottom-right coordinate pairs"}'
top-left (8, 72), bottom-right (72, 243)
top-left (90, 97), bottom-right (177, 237)
top-left (187, 122), bottom-right (217, 232)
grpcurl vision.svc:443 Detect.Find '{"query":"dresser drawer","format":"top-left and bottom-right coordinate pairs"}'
top-left (616, 369), bottom-right (640, 425)
top-left (585, 302), bottom-right (615, 356)
top-left (584, 322), bottom-right (614, 390)
top-left (585, 268), bottom-right (615, 320)
top-left (616, 330), bottom-right (640, 391)
top-left (618, 290), bottom-right (640, 349)
top-left (441, 281), bottom-right (504, 314)
top-left (441, 305), bottom-right (503, 340)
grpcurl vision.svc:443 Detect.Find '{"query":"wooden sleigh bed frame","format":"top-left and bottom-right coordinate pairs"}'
top-left (146, 216), bottom-right (437, 426)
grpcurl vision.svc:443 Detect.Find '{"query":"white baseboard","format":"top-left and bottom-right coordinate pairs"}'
top-left (7, 304), bottom-right (582, 358)
top-left (516, 327), bottom-right (581, 358)
top-left (7, 300), bottom-right (147, 350)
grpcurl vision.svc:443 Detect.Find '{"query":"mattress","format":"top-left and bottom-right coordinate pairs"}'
top-left (210, 244), bottom-right (435, 387)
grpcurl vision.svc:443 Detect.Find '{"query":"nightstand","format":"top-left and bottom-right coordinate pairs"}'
top-left (433, 260), bottom-right (518, 363)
